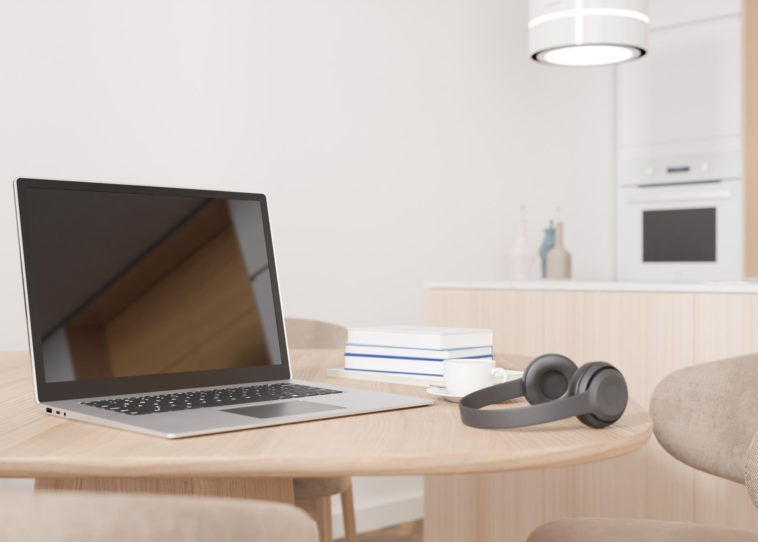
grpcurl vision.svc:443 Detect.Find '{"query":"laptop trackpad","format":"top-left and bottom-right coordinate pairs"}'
top-left (224, 401), bottom-right (344, 419)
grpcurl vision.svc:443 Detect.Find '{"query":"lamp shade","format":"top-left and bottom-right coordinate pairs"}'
top-left (529, 0), bottom-right (649, 67)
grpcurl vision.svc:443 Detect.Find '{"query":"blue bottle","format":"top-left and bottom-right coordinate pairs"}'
top-left (539, 220), bottom-right (555, 279)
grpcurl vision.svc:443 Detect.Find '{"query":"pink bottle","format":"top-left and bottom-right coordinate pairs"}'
top-left (510, 205), bottom-right (537, 279)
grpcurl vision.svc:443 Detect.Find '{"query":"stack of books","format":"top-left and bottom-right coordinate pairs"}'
top-left (337, 326), bottom-right (493, 385)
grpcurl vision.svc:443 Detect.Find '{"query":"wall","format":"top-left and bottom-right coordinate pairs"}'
top-left (0, 0), bottom-right (615, 351)
top-left (0, 0), bottom-right (615, 534)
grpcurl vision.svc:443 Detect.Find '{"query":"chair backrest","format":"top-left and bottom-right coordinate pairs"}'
top-left (0, 491), bottom-right (318, 542)
top-left (284, 317), bottom-right (347, 349)
top-left (650, 353), bottom-right (758, 508)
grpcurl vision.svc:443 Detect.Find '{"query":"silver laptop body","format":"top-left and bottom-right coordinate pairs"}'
top-left (14, 178), bottom-right (431, 438)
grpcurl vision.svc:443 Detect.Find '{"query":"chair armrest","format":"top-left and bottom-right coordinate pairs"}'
top-left (0, 491), bottom-right (318, 542)
top-left (650, 353), bottom-right (758, 483)
top-left (746, 430), bottom-right (758, 510)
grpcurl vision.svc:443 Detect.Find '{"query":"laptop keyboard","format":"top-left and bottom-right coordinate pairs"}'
top-left (81, 383), bottom-right (342, 416)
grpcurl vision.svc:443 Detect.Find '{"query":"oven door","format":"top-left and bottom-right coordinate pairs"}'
top-left (617, 180), bottom-right (742, 281)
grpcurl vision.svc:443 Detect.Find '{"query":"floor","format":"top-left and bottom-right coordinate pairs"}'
top-left (337, 520), bottom-right (422, 542)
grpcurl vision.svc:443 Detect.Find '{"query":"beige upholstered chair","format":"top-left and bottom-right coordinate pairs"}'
top-left (528, 354), bottom-right (758, 542)
top-left (0, 490), bottom-right (317, 542)
top-left (285, 317), bottom-right (356, 542)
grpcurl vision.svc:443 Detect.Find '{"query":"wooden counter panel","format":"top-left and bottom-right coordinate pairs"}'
top-left (425, 288), bottom-right (757, 541)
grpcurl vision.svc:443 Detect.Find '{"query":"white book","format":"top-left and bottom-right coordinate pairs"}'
top-left (344, 344), bottom-right (493, 360)
top-left (346, 326), bottom-right (493, 350)
top-left (326, 367), bottom-right (443, 387)
top-left (344, 355), bottom-right (447, 376)
top-left (327, 367), bottom-right (524, 388)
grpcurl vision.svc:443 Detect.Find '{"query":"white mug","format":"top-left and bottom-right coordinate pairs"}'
top-left (443, 358), bottom-right (506, 396)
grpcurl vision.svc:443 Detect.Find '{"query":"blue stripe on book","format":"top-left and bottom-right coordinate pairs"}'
top-left (344, 354), bottom-right (492, 362)
top-left (345, 343), bottom-right (493, 351)
top-left (344, 368), bottom-right (443, 377)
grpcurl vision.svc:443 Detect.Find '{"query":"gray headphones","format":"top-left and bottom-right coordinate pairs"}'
top-left (459, 354), bottom-right (628, 429)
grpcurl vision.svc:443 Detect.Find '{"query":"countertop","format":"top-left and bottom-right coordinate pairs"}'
top-left (424, 280), bottom-right (758, 294)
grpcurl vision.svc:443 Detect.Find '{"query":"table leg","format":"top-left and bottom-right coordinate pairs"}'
top-left (340, 485), bottom-right (358, 542)
top-left (34, 477), bottom-right (295, 504)
top-left (295, 495), bottom-right (333, 542)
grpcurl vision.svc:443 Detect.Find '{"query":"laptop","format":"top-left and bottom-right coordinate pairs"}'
top-left (14, 178), bottom-right (432, 438)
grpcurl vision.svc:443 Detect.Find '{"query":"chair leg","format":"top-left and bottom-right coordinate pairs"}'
top-left (296, 495), bottom-right (334, 542)
top-left (340, 485), bottom-right (358, 542)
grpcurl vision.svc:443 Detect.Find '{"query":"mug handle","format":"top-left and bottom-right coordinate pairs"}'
top-left (491, 367), bottom-right (507, 383)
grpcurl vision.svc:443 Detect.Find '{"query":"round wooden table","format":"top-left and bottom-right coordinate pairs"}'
top-left (0, 349), bottom-right (652, 541)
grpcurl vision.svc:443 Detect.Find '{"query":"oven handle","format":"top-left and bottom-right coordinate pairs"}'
top-left (626, 189), bottom-right (733, 204)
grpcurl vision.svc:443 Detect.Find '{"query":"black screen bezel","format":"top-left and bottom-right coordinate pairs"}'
top-left (15, 178), bottom-right (291, 403)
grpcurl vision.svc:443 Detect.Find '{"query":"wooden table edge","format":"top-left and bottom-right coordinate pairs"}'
top-left (0, 419), bottom-right (652, 479)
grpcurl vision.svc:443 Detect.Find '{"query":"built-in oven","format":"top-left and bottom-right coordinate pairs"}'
top-left (617, 145), bottom-right (742, 281)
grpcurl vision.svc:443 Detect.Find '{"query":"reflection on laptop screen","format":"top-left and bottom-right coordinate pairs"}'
top-left (21, 187), bottom-right (283, 383)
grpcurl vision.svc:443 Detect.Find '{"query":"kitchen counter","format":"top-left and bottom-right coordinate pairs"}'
top-left (424, 280), bottom-right (758, 294)
top-left (424, 276), bottom-right (758, 539)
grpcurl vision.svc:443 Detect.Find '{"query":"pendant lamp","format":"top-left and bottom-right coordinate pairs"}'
top-left (529, 0), bottom-right (649, 67)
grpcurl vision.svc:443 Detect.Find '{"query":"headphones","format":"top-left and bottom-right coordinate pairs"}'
top-left (459, 354), bottom-right (628, 429)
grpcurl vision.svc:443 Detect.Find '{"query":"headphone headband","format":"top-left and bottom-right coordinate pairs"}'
top-left (460, 378), bottom-right (524, 409)
top-left (457, 356), bottom-right (628, 430)
top-left (459, 384), bottom-right (592, 429)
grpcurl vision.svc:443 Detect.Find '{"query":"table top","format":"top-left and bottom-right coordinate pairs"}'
top-left (0, 350), bottom-right (652, 478)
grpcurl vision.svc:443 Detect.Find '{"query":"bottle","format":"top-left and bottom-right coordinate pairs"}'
top-left (546, 220), bottom-right (571, 279)
top-left (538, 220), bottom-right (555, 279)
top-left (509, 205), bottom-right (536, 279)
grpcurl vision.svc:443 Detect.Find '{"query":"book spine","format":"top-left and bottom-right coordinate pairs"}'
top-left (344, 345), bottom-right (493, 359)
top-left (346, 332), bottom-right (493, 350)
top-left (344, 368), bottom-right (442, 377)
top-left (344, 352), bottom-right (492, 362)
top-left (346, 333), bottom-right (441, 349)
top-left (328, 368), bottom-right (443, 387)
top-left (344, 355), bottom-right (445, 376)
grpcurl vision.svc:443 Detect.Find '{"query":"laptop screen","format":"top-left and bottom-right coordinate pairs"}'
top-left (16, 180), bottom-right (290, 401)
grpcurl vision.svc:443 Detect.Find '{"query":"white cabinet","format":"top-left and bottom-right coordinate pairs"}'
top-left (615, 10), bottom-right (744, 281)
top-left (617, 15), bottom-right (742, 150)
top-left (647, 0), bottom-right (741, 29)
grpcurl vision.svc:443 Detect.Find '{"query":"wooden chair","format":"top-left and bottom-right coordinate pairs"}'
top-left (285, 317), bottom-right (356, 542)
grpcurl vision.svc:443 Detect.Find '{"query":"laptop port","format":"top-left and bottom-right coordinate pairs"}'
top-left (45, 407), bottom-right (52, 413)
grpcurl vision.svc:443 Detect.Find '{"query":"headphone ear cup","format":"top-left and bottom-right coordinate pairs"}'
top-left (522, 354), bottom-right (577, 405)
top-left (569, 362), bottom-right (628, 428)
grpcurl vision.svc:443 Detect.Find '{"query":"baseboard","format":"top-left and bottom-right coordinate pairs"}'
top-left (331, 491), bottom-right (424, 539)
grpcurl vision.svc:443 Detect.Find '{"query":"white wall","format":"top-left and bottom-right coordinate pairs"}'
top-left (0, 0), bottom-right (615, 351)
top-left (0, 0), bottom-right (615, 533)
